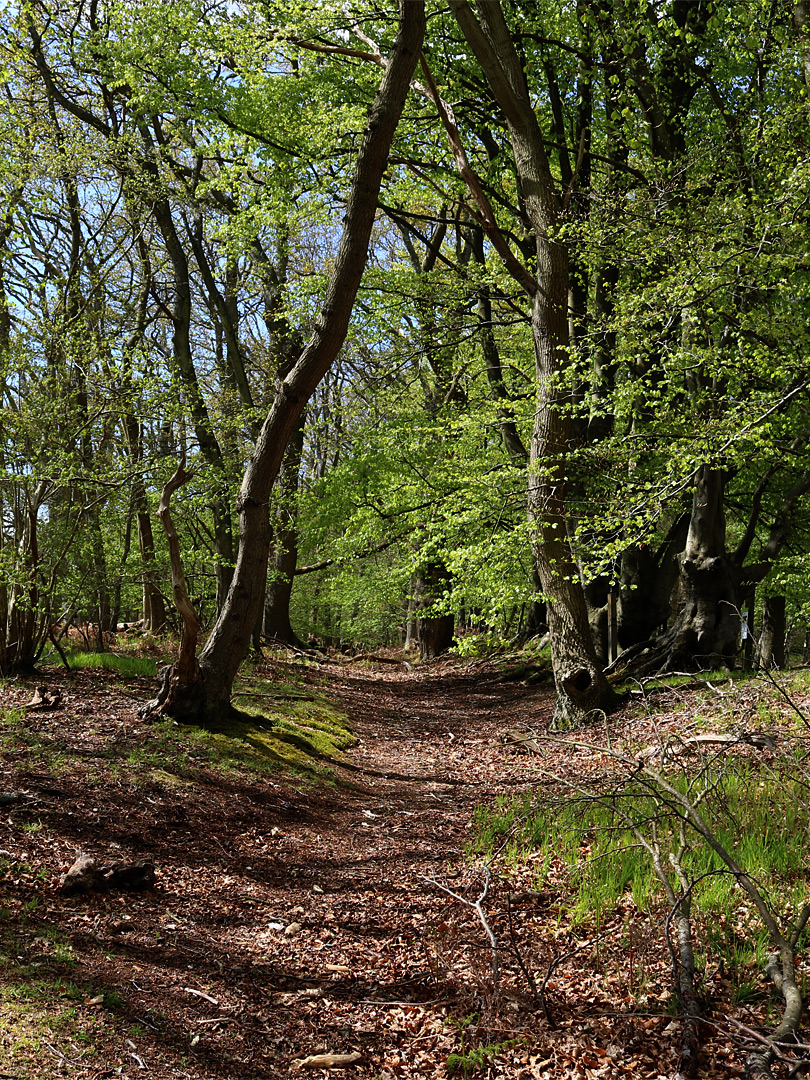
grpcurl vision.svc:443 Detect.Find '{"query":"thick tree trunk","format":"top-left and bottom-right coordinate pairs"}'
top-left (144, 0), bottom-right (426, 720)
top-left (413, 561), bottom-right (455, 660)
top-left (583, 576), bottom-right (609, 666)
top-left (529, 244), bottom-right (618, 727)
top-left (665, 467), bottom-right (739, 670)
top-left (617, 514), bottom-right (690, 650)
top-left (612, 467), bottom-right (739, 677)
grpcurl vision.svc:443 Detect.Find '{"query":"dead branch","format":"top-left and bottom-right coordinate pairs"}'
top-left (421, 866), bottom-right (500, 991)
top-left (760, 667), bottom-right (810, 731)
top-left (637, 731), bottom-right (777, 764)
top-left (345, 652), bottom-right (413, 669)
top-left (294, 1052), bottom-right (363, 1069)
top-left (506, 892), bottom-right (554, 1025)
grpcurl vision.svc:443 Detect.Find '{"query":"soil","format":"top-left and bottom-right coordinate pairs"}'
top-left (0, 655), bottom-right (795, 1078)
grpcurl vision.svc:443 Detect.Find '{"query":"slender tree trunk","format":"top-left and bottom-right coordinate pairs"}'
top-left (142, 462), bottom-right (203, 719)
top-left (263, 416), bottom-right (306, 647)
top-left (143, 0), bottom-right (426, 720)
top-left (148, 196), bottom-right (235, 614)
top-left (760, 595), bottom-right (786, 670)
top-left (449, 0), bottom-right (617, 726)
top-left (136, 505), bottom-right (167, 632)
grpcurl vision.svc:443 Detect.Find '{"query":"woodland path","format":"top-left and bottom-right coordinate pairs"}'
top-left (3, 657), bottom-right (584, 1080)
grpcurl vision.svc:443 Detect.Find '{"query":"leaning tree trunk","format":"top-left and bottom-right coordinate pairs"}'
top-left (142, 0), bottom-right (426, 721)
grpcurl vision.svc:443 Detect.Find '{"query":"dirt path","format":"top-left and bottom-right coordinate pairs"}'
top-left (2, 659), bottom-right (570, 1080)
top-left (243, 661), bottom-right (556, 1076)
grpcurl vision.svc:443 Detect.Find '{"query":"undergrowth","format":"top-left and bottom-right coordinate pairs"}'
top-left (474, 761), bottom-right (810, 926)
top-left (472, 678), bottom-right (810, 1026)
top-left (0, 658), bottom-right (355, 785)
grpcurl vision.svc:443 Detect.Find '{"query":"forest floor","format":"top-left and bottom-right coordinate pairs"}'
top-left (0, 650), bottom-right (807, 1079)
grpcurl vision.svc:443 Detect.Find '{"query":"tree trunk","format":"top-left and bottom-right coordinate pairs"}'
top-left (143, 0), bottom-right (426, 721)
top-left (263, 416), bottom-right (305, 647)
top-left (141, 461), bottom-right (205, 720)
top-left (614, 467), bottom-right (740, 677)
top-left (742, 588), bottom-right (756, 671)
top-left (136, 504), bottom-right (167, 632)
top-left (617, 514), bottom-right (690, 650)
top-left (666, 467), bottom-right (739, 670)
top-left (760, 594), bottom-right (786, 670)
top-left (413, 561), bottom-right (455, 660)
top-left (449, 0), bottom-right (617, 727)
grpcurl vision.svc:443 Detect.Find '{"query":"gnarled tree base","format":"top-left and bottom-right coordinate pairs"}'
top-left (139, 661), bottom-right (215, 724)
top-left (606, 615), bottom-right (738, 681)
top-left (550, 665), bottom-right (621, 730)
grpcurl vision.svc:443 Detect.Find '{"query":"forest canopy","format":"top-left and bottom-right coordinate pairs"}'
top-left (1, 0), bottom-right (809, 724)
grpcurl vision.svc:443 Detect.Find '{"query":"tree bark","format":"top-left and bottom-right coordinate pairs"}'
top-left (449, 0), bottom-right (617, 726)
top-left (617, 514), bottom-right (690, 650)
top-left (413, 560), bottom-right (455, 660)
top-left (140, 461), bottom-right (205, 720)
top-left (145, 0), bottom-right (426, 720)
top-left (613, 467), bottom-right (740, 676)
top-left (263, 416), bottom-right (306, 647)
top-left (760, 595), bottom-right (786, 670)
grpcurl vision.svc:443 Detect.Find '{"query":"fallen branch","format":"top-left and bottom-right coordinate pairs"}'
top-left (637, 731), bottom-right (777, 764)
top-left (294, 1052), bottom-right (363, 1069)
top-left (500, 728), bottom-right (543, 754)
top-left (345, 652), bottom-right (412, 668)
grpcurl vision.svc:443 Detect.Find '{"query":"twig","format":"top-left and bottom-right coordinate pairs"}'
top-left (421, 867), bottom-right (500, 990)
top-left (232, 691), bottom-right (315, 701)
top-left (506, 892), bottom-right (554, 1026)
top-left (43, 1040), bottom-right (95, 1069)
top-left (211, 835), bottom-right (235, 861)
top-left (181, 987), bottom-right (219, 1005)
top-left (47, 625), bottom-right (72, 672)
top-left (760, 667), bottom-right (810, 730)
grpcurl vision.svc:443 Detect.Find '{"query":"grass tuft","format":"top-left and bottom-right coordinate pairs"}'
top-left (63, 651), bottom-right (158, 677)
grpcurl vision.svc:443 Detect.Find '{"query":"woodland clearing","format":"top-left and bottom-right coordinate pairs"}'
top-left (0, 650), bottom-right (808, 1079)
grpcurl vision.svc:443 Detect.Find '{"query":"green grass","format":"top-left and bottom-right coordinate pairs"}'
top-left (0, 917), bottom-right (122, 1072)
top-left (61, 651), bottom-right (158, 678)
top-left (472, 762), bottom-right (810, 936)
